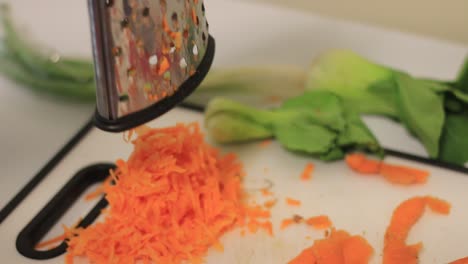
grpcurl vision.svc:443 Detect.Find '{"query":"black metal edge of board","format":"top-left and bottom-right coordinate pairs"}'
top-left (1, 103), bottom-right (467, 227)
top-left (0, 117), bottom-right (95, 225)
top-left (16, 163), bottom-right (114, 260)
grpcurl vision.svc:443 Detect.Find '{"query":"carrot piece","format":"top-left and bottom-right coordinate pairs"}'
top-left (380, 163), bottom-right (429, 185)
top-left (259, 139), bottom-right (272, 148)
top-left (65, 123), bottom-right (245, 263)
top-left (342, 235), bottom-right (374, 264)
top-left (300, 163), bottom-right (315, 181)
top-left (158, 56), bottom-right (170, 75)
top-left (35, 234), bottom-right (67, 250)
top-left (450, 257), bottom-right (468, 264)
top-left (345, 153), bottom-right (381, 174)
top-left (383, 196), bottom-right (451, 264)
top-left (261, 188), bottom-right (273, 197)
top-left (288, 247), bottom-right (316, 264)
top-left (281, 219), bottom-right (295, 230)
top-left (426, 196), bottom-right (451, 215)
top-left (264, 199), bottom-right (277, 209)
top-left (286, 197), bottom-right (301, 206)
top-left (306, 215), bottom-right (332, 230)
top-left (288, 228), bottom-right (374, 264)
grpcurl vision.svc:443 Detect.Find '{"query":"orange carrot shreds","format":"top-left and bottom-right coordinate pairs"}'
top-left (288, 247), bottom-right (316, 264)
top-left (425, 196), bottom-right (451, 215)
top-left (342, 235), bottom-right (375, 264)
top-left (264, 199), bottom-right (277, 209)
top-left (345, 153), bottom-right (381, 174)
top-left (306, 215), bottom-right (332, 230)
top-left (383, 196), bottom-right (451, 264)
top-left (380, 163), bottom-right (429, 185)
top-left (281, 219), bottom-right (295, 230)
top-left (259, 139), bottom-right (272, 148)
top-left (450, 257), bottom-right (468, 264)
top-left (261, 188), bottom-right (274, 197)
top-left (286, 197), bottom-right (302, 206)
top-left (345, 153), bottom-right (430, 185)
top-left (288, 228), bottom-right (374, 264)
top-left (65, 123), bottom-right (245, 264)
top-left (35, 234), bottom-right (67, 250)
top-left (245, 205), bottom-right (271, 218)
top-left (280, 215), bottom-right (304, 230)
top-left (300, 163), bottom-right (315, 181)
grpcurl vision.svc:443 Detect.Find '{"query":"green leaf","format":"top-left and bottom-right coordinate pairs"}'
top-left (279, 90), bottom-right (346, 131)
top-left (394, 73), bottom-right (445, 158)
top-left (337, 111), bottom-right (381, 153)
top-left (439, 114), bottom-right (468, 166)
top-left (456, 55), bottom-right (468, 93)
top-left (319, 147), bottom-right (345, 161)
top-left (274, 121), bottom-right (337, 154)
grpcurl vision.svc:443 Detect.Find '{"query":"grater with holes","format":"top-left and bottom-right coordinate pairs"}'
top-left (88, 0), bottom-right (215, 132)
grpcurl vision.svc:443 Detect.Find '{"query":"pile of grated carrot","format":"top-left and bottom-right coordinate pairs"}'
top-left (64, 123), bottom-right (245, 263)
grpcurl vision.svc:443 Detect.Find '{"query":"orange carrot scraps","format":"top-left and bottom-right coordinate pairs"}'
top-left (288, 229), bottom-right (373, 264)
top-left (306, 215), bottom-right (332, 230)
top-left (345, 153), bottom-right (430, 185)
top-left (261, 188), bottom-right (273, 196)
top-left (264, 199), bottom-right (277, 209)
top-left (426, 196), bottom-right (451, 215)
top-left (65, 123), bottom-right (244, 264)
top-left (380, 163), bottom-right (429, 185)
top-left (245, 205), bottom-right (271, 218)
top-left (345, 153), bottom-right (381, 174)
top-left (35, 234), bottom-right (66, 250)
top-left (158, 56), bottom-right (170, 75)
top-left (286, 197), bottom-right (301, 206)
top-left (259, 139), bottom-right (272, 148)
top-left (383, 196), bottom-right (451, 264)
top-left (281, 219), bottom-right (295, 230)
top-left (450, 257), bottom-right (468, 264)
top-left (300, 163), bottom-right (315, 181)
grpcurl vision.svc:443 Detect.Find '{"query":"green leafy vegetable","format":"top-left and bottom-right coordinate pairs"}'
top-left (439, 114), bottom-right (468, 166)
top-left (394, 73), bottom-right (445, 158)
top-left (205, 90), bottom-right (382, 161)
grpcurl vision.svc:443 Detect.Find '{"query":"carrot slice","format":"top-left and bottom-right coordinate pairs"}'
top-left (286, 197), bottom-right (301, 206)
top-left (342, 235), bottom-right (374, 264)
top-left (345, 153), bottom-right (381, 174)
top-left (306, 215), bottom-right (332, 230)
top-left (300, 163), bottom-right (315, 181)
top-left (380, 164), bottom-right (429, 185)
top-left (288, 228), bottom-right (373, 264)
top-left (345, 153), bottom-right (430, 185)
top-left (65, 123), bottom-right (245, 264)
top-left (450, 257), bottom-right (468, 264)
top-left (383, 196), bottom-right (451, 264)
top-left (426, 196), bottom-right (451, 215)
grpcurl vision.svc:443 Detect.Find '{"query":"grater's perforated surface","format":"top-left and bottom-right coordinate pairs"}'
top-left (106, 0), bottom-right (209, 117)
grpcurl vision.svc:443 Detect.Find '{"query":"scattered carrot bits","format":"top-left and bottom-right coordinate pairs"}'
top-left (288, 228), bottom-right (373, 264)
top-left (259, 139), bottom-right (272, 148)
top-left (306, 215), bottom-right (332, 230)
top-left (300, 163), bottom-right (315, 181)
top-left (286, 197), bottom-right (302, 206)
top-left (450, 257), bottom-right (468, 264)
top-left (345, 153), bottom-right (429, 185)
top-left (65, 123), bottom-right (245, 264)
top-left (261, 188), bottom-right (274, 197)
top-left (383, 196), bottom-right (451, 264)
top-left (264, 199), bottom-right (277, 209)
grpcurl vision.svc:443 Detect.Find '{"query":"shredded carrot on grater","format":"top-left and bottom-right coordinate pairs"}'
top-left (383, 196), bottom-right (451, 264)
top-left (65, 123), bottom-right (245, 264)
top-left (300, 163), bottom-right (315, 181)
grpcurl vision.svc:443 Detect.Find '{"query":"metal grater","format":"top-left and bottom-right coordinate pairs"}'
top-left (88, 0), bottom-right (215, 132)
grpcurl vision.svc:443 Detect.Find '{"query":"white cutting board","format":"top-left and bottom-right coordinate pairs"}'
top-left (1, 0), bottom-right (468, 263)
top-left (1, 108), bottom-right (468, 264)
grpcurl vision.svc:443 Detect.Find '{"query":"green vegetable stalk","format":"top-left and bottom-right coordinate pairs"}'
top-left (206, 90), bottom-right (382, 161)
